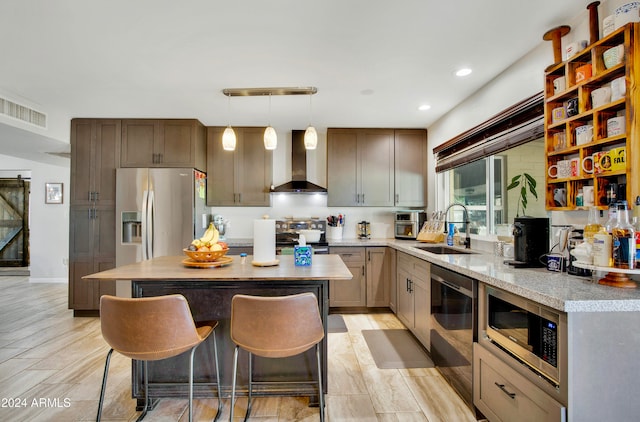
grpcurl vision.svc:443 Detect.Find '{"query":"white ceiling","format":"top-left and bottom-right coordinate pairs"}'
top-left (0, 0), bottom-right (591, 166)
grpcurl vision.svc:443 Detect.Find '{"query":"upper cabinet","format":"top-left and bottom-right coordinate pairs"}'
top-left (121, 119), bottom-right (206, 170)
top-left (394, 129), bottom-right (427, 207)
top-left (206, 126), bottom-right (273, 206)
top-left (327, 128), bottom-right (426, 207)
top-left (544, 23), bottom-right (638, 210)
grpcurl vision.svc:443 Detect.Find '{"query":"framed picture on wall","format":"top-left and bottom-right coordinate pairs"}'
top-left (45, 182), bottom-right (63, 204)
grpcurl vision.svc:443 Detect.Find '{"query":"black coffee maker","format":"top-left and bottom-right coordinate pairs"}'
top-left (506, 217), bottom-right (550, 268)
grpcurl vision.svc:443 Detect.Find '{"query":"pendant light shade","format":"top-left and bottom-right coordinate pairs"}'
top-left (222, 126), bottom-right (237, 151)
top-left (222, 93), bottom-right (236, 151)
top-left (304, 126), bottom-right (317, 150)
top-left (264, 126), bottom-right (278, 150)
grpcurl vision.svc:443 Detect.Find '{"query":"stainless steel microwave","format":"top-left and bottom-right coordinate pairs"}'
top-left (394, 211), bottom-right (426, 239)
top-left (481, 285), bottom-right (565, 386)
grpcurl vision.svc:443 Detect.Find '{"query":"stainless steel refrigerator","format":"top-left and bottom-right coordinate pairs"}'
top-left (115, 168), bottom-right (208, 273)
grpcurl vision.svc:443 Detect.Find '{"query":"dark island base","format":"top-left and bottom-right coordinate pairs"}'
top-left (131, 279), bottom-right (329, 407)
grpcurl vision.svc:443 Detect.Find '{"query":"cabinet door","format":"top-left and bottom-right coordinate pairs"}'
top-left (236, 128), bottom-right (272, 206)
top-left (206, 127), bottom-right (237, 205)
top-left (359, 129), bottom-right (395, 206)
top-left (394, 129), bottom-right (427, 207)
top-left (330, 247), bottom-right (366, 307)
top-left (388, 248), bottom-right (397, 312)
top-left (396, 265), bottom-right (414, 328)
top-left (412, 276), bottom-right (430, 348)
top-left (366, 247), bottom-right (390, 307)
top-left (94, 120), bottom-right (120, 207)
top-left (121, 119), bottom-right (161, 167)
top-left (160, 120), bottom-right (206, 169)
top-left (70, 120), bottom-right (94, 206)
top-left (327, 129), bottom-right (359, 206)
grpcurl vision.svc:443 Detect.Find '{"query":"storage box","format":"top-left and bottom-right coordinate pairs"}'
top-left (294, 245), bottom-right (312, 266)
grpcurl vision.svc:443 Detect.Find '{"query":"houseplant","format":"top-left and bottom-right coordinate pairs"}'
top-left (507, 172), bottom-right (538, 217)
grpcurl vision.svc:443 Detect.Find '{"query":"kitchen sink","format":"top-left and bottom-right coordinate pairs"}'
top-left (415, 245), bottom-right (477, 255)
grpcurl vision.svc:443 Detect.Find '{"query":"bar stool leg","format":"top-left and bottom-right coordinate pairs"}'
top-left (245, 352), bottom-right (253, 422)
top-left (230, 346), bottom-right (239, 421)
top-left (212, 332), bottom-right (222, 421)
top-left (188, 347), bottom-right (197, 422)
top-left (135, 361), bottom-right (150, 422)
top-left (316, 343), bottom-right (325, 422)
top-left (96, 348), bottom-right (114, 421)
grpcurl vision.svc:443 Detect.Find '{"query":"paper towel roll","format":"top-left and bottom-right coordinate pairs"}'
top-left (253, 219), bottom-right (276, 264)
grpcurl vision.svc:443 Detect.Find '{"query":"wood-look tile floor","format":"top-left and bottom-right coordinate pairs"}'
top-left (0, 276), bottom-right (477, 421)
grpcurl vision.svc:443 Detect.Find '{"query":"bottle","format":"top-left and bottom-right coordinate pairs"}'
top-left (583, 206), bottom-right (603, 244)
top-left (576, 189), bottom-right (584, 207)
top-left (604, 201), bottom-right (618, 234)
top-left (612, 201), bottom-right (636, 269)
top-left (593, 228), bottom-right (613, 267)
top-left (240, 252), bottom-right (247, 265)
top-left (447, 223), bottom-right (455, 246)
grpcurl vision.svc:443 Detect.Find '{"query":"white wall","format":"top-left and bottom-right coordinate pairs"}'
top-left (0, 154), bottom-right (69, 282)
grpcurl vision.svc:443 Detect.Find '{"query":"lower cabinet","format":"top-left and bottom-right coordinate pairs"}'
top-left (330, 247), bottom-right (366, 307)
top-left (330, 246), bottom-right (394, 308)
top-left (474, 343), bottom-right (566, 422)
top-left (396, 251), bottom-right (430, 348)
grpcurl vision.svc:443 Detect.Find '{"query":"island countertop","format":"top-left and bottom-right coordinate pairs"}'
top-left (83, 254), bottom-right (352, 281)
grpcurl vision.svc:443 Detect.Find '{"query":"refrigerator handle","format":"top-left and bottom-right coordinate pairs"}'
top-left (142, 190), bottom-right (150, 260)
top-left (147, 190), bottom-right (155, 259)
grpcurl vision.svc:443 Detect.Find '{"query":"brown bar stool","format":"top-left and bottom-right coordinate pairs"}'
top-left (230, 292), bottom-right (325, 421)
top-left (97, 294), bottom-right (222, 422)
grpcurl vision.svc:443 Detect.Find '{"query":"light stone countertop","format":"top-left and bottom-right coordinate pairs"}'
top-left (226, 237), bottom-right (640, 313)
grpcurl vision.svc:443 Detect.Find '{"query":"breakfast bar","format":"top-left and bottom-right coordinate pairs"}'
top-left (84, 254), bottom-right (352, 408)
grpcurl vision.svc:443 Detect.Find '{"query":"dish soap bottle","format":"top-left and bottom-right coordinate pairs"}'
top-left (447, 223), bottom-right (455, 246)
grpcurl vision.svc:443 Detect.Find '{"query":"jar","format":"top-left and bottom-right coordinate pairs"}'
top-left (593, 231), bottom-right (612, 267)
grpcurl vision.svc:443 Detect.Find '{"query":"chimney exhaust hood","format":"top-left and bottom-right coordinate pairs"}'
top-left (270, 130), bottom-right (327, 194)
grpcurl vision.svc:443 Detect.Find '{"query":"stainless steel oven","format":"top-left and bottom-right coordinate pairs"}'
top-left (395, 211), bottom-right (426, 239)
top-left (275, 218), bottom-right (329, 255)
top-left (430, 264), bottom-right (476, 409)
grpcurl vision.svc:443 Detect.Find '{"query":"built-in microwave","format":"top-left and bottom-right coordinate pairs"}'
top-left (481, 285), bottom-right (565, 386)
top-left (394, 211), bottom-right (426, 239)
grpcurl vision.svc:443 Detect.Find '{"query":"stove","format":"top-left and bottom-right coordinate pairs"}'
top-left (275, 218), bottom-right (329, 254)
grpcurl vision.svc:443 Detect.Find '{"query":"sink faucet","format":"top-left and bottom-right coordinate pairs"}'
top-left (444, 203), bottom-right (471, 249)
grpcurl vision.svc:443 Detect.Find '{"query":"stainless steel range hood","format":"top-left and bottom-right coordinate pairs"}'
top-left (270, 130), bottom-right (327, 194)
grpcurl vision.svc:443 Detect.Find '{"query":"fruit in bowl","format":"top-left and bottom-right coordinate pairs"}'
top-left (184, 223), bottom-right (229, 261)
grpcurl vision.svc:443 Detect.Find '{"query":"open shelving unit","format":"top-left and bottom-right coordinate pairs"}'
top-left (544, 23), bottom-right (640, 210)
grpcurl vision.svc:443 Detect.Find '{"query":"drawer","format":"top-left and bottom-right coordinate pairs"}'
top-left (330, 247), bottom-right (365, 263)
top-left (474, 344), bottom-right (565, 422)
top-left (397, 252), bottom-right (429, 281)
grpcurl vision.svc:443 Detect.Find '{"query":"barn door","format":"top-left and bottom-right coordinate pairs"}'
top-left (0, 177), bottom-right (30, 267)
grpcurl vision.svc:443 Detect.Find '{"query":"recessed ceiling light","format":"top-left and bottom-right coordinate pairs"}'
top-left (418, 104), bottom-right (431, 111)
top-left (455, 68), bottom-right (473, 77)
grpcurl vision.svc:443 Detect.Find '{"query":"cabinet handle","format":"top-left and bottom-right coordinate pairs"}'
top-left (362, 266), bottom-right (365, 276)
top-left (495, 382), bottom-right (516, 399)
top-left (355, 193), bottom-right (359, 204)
top-left (362, 193), bottom-right (365, 204)
top-left (94, 192), bottom-right (99, 202)
top-left (395, 193), bottom-right (399, 203)
top-left (409, 279), bottom-right (413, 293)
top-left (88, 192), bottom-right (92, 201)
top-left (238, 193), bottom-right (242, 203)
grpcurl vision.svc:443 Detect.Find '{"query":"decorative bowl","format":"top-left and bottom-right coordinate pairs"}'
top-left (183, 248), bottom-right (228, 262)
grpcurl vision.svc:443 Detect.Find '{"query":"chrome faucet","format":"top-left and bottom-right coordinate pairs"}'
top-left (444, 203), bottom-right (471, 249)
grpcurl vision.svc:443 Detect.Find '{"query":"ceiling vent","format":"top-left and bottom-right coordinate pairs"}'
top-left (0, 96), bottom-right (47, 128)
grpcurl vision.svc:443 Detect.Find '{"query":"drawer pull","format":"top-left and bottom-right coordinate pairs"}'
top-left (495, 382), bottom-right (516, 399)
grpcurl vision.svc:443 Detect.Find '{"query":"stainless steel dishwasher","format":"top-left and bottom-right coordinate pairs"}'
top-left (430, 264), bottom-right (477, 410)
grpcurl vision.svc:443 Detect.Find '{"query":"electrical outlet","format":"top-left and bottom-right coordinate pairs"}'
top-left (63, 258), bottom-right (68, 265)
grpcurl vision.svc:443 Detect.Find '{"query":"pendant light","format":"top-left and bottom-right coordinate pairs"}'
top-left (222, 93), bottom-right (237, 151)
top-left (304, 93), bottom-right (318, 150)
top-left (264, 93), bottom-right (277, 150)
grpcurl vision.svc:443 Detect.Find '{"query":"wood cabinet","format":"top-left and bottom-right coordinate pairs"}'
top-left (206, 127), bottom-right (272, 206)
top-left (327, 129), bottom-right (395, 206)
top-left (69, 119), bottom-right (118, 314)
top-left (396, 251), bottom-right (430, 348)
top-left (394, 129), bottom-right (427, 207)
top-left (121, 119), bottom-right (206, 170)
top-left (544, 23), bottom-right (639, 210)
top-left (474, 343), bottom-right (565, 422)
top-left (330, 247), bottom-right (366, 307)
top-left (366, 247), bottom-right (393, 307)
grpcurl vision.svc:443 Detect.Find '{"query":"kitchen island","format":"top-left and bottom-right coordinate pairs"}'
top-left (84, 254), bottom-right (352, 408)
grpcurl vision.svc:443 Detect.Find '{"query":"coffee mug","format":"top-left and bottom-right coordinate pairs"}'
top-left (566, 40), bottom-right (587, 60)
top-left (576, 63), bottom-right (592, 83)
top-left (582, 151), bottom-right (611, 174)
top-left (553, 76), bottom-right (566, 93)
top-left (591, 86), bottom-right (611, 108)
top-left (565, 98), bottom-right (579, 117)
top-left (575, 125), bottom-right (593, 145)
top-left (554, 132), bottom-right (567, 150)
top-left (554, 188), bottom-right (567, 207)
top-left (569, 158), bottom-right (580, 177)
top-left (607, 116), bottom-right (625, 137)
top-left (548, 160), bottom-right (571, 178)
top-left (611, 77), bottom-right (626, 101)
top-left (552, 106), bottom-right (567, 123)
top-left (609, 146), bottom-right (626, 172)
top-left (583, 185), bottom-right (595, 206)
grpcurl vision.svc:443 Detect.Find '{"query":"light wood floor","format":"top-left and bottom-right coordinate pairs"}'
top-left (0, 276), bottom-right (477, 421)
